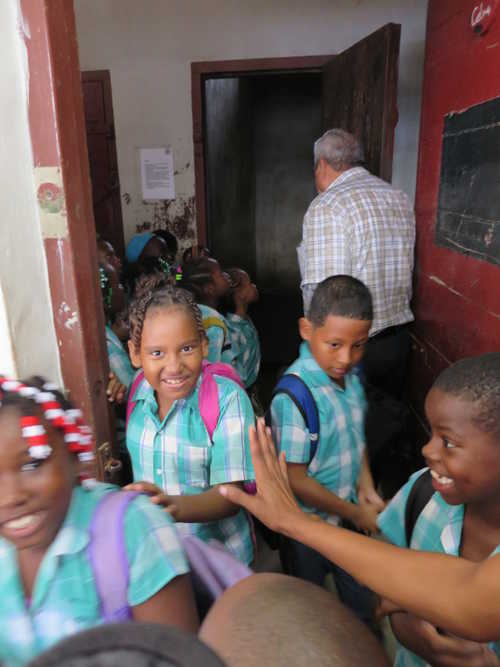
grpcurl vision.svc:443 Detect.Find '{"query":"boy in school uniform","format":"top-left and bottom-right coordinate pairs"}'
top-left (270, 275), bottom-right (384, 623)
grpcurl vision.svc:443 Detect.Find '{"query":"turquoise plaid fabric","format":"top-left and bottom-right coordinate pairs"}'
top-left (199, 305), bottom-right (234, 364)
top-left (379, 469), bottom-right (500, 665)
top-left (226, 314), bottom-right (261, 388)
top-left (106, 325), bottom-right (135, 389)
top-left (0, 483), bottom-right (189, 667)
top-left (126, 373), bottom-right (255, 564)
top-left (270, 342), bottom-right (366, 525)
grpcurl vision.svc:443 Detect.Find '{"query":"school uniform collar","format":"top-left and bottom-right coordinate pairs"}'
top-left (433, 493), bottom-right (464, 555)
top-left (135, 374), bottom-right (202, 425)
top-left (298, 342), bottom-right (355, 392)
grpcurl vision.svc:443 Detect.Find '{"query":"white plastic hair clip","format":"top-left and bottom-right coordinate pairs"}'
top-left (78, 451), bottom-right (95, 462)
top-left (66, 409), bottom-right (83, 421)
top-left (18, 387), bottom-right (39, 398)
top-left (34, 392), bottom-right (56, 404)
top-left (2, 380), bottom-right (22, 391)
top-left (43, 383), bottom-right (59, 391)
top-left (29, 445), bottom-right (53, 460)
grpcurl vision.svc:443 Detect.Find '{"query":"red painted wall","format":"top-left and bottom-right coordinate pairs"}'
top-left (411, 0), bottom-right (500, 427)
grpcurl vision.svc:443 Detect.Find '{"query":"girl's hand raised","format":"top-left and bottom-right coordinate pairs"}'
top-left (219, 418), bottom-right (303, 534)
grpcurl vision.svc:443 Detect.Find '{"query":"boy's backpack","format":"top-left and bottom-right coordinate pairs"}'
top-left (88, 490), bottom-right (252, 622)
top-left (202, 314), bottom-right (232, 355)
top-left (126, 360), bottom-right (243, 439)
top-left (266, 374), bottom-right (320, 463)
top-left (404, 469), bottom-right (434, 545)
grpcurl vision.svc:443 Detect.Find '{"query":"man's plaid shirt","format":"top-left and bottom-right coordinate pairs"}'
top-left (299, 167), bottom-right (415, 335)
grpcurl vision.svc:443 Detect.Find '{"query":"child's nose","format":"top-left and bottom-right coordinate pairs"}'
top-left (422, 435), bottom-right (441, 463)
top-left (0, 474), bottom-right (29, 508)
top-left (338, 347), bottom-right (353, 366)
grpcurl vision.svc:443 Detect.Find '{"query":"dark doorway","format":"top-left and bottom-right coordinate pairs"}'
top-left (204, 72), bottom-right (322, 366)
top-left (192, 24), bottom-right (401, 373)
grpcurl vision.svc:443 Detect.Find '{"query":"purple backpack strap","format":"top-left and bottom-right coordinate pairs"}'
top-left (126, 370), bottom-right (145, 427)
top-left (89, 491), bottom-right (139, 623)
top-left (181, 535), bottom-right (252, 599)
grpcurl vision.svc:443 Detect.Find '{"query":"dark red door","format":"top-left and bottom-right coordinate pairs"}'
top-left (321, 23), bottom-right (401, 182)
top-left (82, 70), bottom-right (125, 257)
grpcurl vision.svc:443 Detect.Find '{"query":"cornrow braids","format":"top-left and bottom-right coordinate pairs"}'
top-left (0, 375), bottom-right (95, 469)
top-left (129, 282), bottom-right (206, 352)
top-left (178, 257), bottom-right (216, 302)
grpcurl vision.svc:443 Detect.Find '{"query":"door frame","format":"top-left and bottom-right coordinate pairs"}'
top-left (191, 55), bottom-right (334, 246)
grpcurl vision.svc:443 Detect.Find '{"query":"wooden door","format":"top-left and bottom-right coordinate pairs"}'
top-left (81, 70), bottom-right (125, 257)
top-left (322, 23), bottom-right (401, 182)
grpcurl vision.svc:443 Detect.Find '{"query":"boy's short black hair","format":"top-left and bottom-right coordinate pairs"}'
top-left (433, 353), bottom-right (500, 439)
top-left (307, 275), bottom-right (373, 326)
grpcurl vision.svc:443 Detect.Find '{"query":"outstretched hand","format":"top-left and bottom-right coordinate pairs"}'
top-left (219, 418), bottom-right (303, 534)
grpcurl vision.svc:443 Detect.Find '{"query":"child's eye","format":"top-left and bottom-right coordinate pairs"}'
top-left (150, 350), bottom-right (163, 358)
top-left (21, 460), bottom-right (44, 473)
top-left (443, 438), bottom-right (456, 449)
top-left (329, 343), bottom-right (340, 349)
top-left (354, 341), bottom-right (367, 349)
top-left (181, 345), bottom-right (194, 353)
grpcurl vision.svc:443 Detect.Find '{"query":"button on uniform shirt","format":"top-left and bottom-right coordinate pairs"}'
top-left (270, 342), bottom-right (366, 525)
top-left (127, 374), bottom-right (255, 564)
top-left (199, 304), bottom-right (235, 364)
top-left (0, 483), bottom-right (189, 667)
top-left (225, 313), bottom-right (261, 388)
top-left (378, 469), bottom-right (500, 666)
top-left (299, 167), bottom-right (415, 335)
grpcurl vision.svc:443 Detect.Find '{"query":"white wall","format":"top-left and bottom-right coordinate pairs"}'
top-left (74, 0), bottom-right (428, 246)
top-left (0, 0), bottom-right (62, 383)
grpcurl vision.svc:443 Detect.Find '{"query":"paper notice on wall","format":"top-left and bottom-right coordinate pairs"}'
top-left (140, 147), bottom-right (175, 200)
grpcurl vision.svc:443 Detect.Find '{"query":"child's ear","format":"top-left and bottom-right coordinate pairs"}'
top-left (299, 317), bottom-right (313, 342)
top-left (128, 340), bottom-right (141, 368)
top-left (201, 335), bottom-right (209, 359)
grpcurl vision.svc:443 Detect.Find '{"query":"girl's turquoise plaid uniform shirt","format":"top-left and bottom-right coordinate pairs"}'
top-left (378, 469), bottom-right (500, 666)
top-left (0, 483), bottom-right (189, 667)
top-left (126, 373), bottom-right (255, 564)
top-left (270, 342), bottom-right (366, 525)
top-left (226, 313), bottom-right (261, 388)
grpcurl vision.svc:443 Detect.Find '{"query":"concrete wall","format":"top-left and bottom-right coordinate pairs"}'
top-left (74, 0), bottom-right (428, 249)
top-left (0, 0), bottom-right (61, 382)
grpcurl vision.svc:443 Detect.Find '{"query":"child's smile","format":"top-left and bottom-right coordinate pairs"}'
top-left (0, 408), bottom-right (76, 554)
top-left (129, 306), bottom-right (208, 418)
top-left (423, 388), bottom-right (500, 507)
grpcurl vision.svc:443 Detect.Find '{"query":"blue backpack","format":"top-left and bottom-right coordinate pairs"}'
top-left (267, 374), bottom-right (320, 463)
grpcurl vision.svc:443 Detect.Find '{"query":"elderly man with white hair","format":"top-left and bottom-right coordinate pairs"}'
top-left (298, 129), bottom-right (415, 400)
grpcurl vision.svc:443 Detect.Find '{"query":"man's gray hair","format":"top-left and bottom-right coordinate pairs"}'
top-left (313, 129), bottom-right (364, 170)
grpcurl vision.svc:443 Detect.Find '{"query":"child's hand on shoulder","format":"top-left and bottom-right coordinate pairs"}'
top-left (107, 372), bottom-right (127, 404)
top-left (390, 612), bottom-right (499, 667)
top-left (352, 501), bottom-right (380, 534)
top-left (123, 482), bottom-right (179, 519)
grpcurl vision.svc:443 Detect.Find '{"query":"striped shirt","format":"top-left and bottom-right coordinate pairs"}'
top-left (270, 342), bottom-right (366, 525)
top-left (299, 167), bottom-right (415, 334)
top-left (379, 469), bottom-right (500, 666)
top-left (0, 483), bottom-right (189, 667)
top-left (226, 314), bottom-right (261, 388)
top-left (126, 373), bottom-right (255, 564)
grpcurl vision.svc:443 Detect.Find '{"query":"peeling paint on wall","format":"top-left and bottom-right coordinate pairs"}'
top-left (34, 166), bottom-right (68, 238)
top-left (132, 195), bottom-right (197, 254)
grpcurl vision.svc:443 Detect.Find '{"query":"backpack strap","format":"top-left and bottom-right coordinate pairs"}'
top-left (404, 469), bottom-right (434, 545)
top-left (269, 374), bottom-right (320, 463)
top-left (203, 316), bottom-right (228, 341)
top-left (88, 490), bottom-right (139, 622)
top-left (198, 360), bottom-right (244, 440)
top-left (126, 370), bottom-right (145, 427)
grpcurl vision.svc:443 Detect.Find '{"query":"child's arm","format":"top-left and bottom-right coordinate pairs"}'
top-left (132, 574), bottom-right (199, 632)
top-left (357, 450), bottom-right (385, 510)
top-left (389, 611), bottom-right (498, 667)
top-left (220, 420), bottom-right (500, 643)
top-left (125, 480), bottom-right (243, 522)
top-left (287, 463), bottom-right (380, 533)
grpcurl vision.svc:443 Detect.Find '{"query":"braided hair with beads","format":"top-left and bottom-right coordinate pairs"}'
top-left (0, 376), bottom-right (95, 470)
top-left (129, 275), bottom-right (206, 353)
